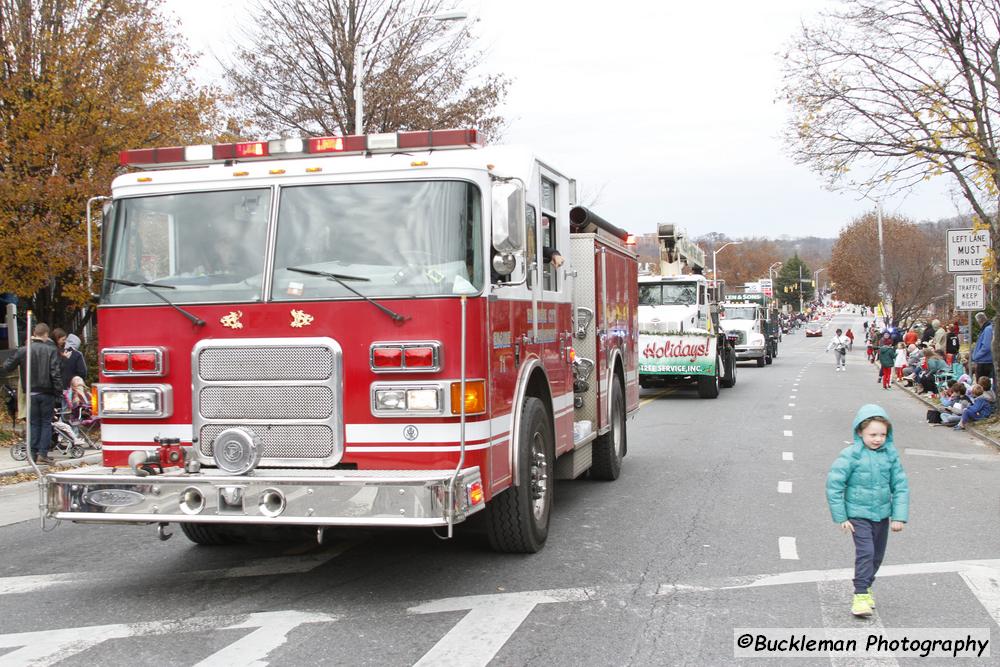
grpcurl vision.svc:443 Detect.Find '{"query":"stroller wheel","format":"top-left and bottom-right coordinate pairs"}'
top-left (70, 445), bottom-right (85, 459)
top-left (11, 441), bottom-right (27, 461)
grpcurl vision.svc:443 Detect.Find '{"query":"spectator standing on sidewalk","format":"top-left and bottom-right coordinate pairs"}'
top-left (903, 326), bottom-right (919, 347)
top-left (920, 320), bottom-right (937, 345)
top-left (933, 319), bottom-right (947, 350)
top-left (972, 312), bottom-right (993, 380)
top-left (826, 404), bottom-right (908, 617)
top-left (1, 322), bottom-right (62, 464)
top-left (51, 328), bottom-right (87, 392)
top-left (893, 343), bottom-right (907, 381)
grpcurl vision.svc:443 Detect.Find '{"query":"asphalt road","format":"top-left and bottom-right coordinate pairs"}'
top-left (2, 311), bottom-right (999, 666)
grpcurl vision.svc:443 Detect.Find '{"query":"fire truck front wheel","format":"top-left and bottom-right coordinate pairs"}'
top-left (591, 377), bottom-right (625, 480)
top-left (486, 397), bottom-right (553, 554)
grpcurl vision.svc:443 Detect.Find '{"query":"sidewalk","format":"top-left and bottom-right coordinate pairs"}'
top-left (892, 377), bottom-right (1000, 452)
top-left (0, 444), bottom-right (102, 479)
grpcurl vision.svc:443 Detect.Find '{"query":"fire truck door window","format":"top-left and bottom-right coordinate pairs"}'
top-left (271, 180), bottom-right (483, 299)
top-left (540, 178), bottom-right (558, 292)
top-left (102, 189), bottom-right (270, 305)
top-left (524, 205), bottom-right (538, 290)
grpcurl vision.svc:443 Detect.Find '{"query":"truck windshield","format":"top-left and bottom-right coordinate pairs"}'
top-left (271, 180), bottom-right (483, 300)
top-left (722, 306), bottom-right (758, 320)
top-left (103, 189), bottom-right (271, 305)
top-left (639, 283), bottom-right (697, 306)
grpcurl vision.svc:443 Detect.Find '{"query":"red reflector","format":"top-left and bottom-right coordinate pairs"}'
top-left (102, 352), bottom-right (129, 372)
top-left (372, 347), bottom-right (402, 368)
top-left (397, 131), bottom-right (432, 149)
top-left (129, 352), bottom-right (158, 372)
top-left (308, 135), bottom-right (366, 153)
top-left (235, 141), bottom-right (268, 158)
top-left (431, 129), bottom-right (479, 146)
top-left (404, 347), bottom-right (434, 367)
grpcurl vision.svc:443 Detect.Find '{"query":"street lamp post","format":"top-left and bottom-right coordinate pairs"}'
top-left (814, 267), bottom-right (827, 304)
top-left (712, 241), bottom-right (743, 284)
top-left (353, 11), bottom-right (468, 133)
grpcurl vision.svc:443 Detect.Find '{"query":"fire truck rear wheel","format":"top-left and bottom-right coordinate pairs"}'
top-left (591, 378), bottom-right (625, 480)
top-left (180, 523), bottom-right (244, 546)
top-left (485, 396), bottom-right (553, 553)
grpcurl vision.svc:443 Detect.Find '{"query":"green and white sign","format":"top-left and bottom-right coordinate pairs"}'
top-left (639, 334), bottom-right (717, 376)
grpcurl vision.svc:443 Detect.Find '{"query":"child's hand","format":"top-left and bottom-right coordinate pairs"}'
top-left (840, 521), bottom-right (854, 533)
top-left (891, 521), bottom-right (905, 532)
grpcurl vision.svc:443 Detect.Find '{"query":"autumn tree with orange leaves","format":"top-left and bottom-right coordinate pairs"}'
top-left (829, 213), bottom-right (948, 325)
top-left (0, 0), bottom-right (222, 324)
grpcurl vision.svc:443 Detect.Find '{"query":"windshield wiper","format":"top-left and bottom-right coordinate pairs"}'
top-left (105, 278), bottom-right (206, 327)
top-left (286, 267), bottom-right (409, 323)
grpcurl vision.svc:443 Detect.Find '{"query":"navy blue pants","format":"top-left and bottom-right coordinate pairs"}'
top-left (850, 518), bottom-right (889, 594)
top-left (29, 393), bottom-right (55, 459)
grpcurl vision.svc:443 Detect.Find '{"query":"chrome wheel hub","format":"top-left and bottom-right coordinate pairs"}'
top-left (529, 433), bottom-right (548, 521)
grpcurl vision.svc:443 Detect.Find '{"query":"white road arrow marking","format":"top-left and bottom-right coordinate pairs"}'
top-left (409, 588), bottom-right (597, 666)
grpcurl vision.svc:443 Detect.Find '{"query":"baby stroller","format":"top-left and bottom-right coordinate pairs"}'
top-left (62, 388), bottom-right (101, 451)
top-left (9, 405), bottom-right (90, 462)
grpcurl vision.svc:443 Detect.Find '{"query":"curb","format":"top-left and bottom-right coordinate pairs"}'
top-left (0, 452), bottom-right (102, 478)
top-left (895, 381), bottom-right (1000, 453)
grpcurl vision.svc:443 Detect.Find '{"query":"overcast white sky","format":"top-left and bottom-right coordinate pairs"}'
top-left (165, 0), bottom-right (971, 239)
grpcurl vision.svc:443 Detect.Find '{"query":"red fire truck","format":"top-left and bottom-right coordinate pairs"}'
top-left (43, 129), bottom-right (639, 553)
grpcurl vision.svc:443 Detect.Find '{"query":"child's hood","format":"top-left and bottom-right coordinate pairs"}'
top-left (851, 403), bottom-right (896, 451)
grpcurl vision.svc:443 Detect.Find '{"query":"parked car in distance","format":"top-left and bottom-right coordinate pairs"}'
top-left (805, 325), bottom-right (823, 337)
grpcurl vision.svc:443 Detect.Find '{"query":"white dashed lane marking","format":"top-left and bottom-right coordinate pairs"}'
top-left (779, 537), bottom-right (799, 560)
top-left (788, 403), bottom-right (796, 407)
top-left (783, 415), bottom-right (792, 420)
top-left (784, 430), bottom-right (793, 437)
top-left (777, 481), bottom-right (793, 494)
top-left (783, 452), bottom-right (794, 461)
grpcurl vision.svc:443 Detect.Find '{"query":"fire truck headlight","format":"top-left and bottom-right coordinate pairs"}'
top-left (375, 389), bottom-right (407, 411)
top-left (129, 391), bottom-right (158, 413)
top-left (406, 388), bottom-right (439, 411)
top-left (102, 391), bottom-right (130, 413)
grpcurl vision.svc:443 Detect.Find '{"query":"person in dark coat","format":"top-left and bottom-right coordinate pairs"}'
top-left (1, 322), bottom-right (62, 464)
top-left (52, 329), bottom-right (87, 391)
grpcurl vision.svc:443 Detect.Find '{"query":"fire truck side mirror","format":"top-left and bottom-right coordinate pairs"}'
top-left (492, 252), bottom-right (517, 276)
top-left (492, 182), bottom-right (525, 254)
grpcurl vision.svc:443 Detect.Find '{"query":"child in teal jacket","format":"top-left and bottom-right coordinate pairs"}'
top-left (826, 404), bottom-right (909, 617)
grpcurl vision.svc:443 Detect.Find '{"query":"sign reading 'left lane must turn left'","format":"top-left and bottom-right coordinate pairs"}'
top-left (947, 228), bottom-right (991, 273)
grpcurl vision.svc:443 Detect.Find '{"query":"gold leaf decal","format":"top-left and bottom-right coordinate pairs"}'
top-left (220, 311), bottom-right (244, 329)
top-left (290, 309), bottom-right (314, 328)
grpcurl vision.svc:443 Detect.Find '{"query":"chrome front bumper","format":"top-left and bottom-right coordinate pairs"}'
top-left (734, 345), bottom-right (765, 360)
top-left (43, 467), bottom-right (485, 528)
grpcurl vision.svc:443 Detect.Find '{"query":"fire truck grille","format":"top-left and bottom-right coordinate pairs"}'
top-left (197, 346), bottom-right (334, 381)
top-left (192, 338), bottom-right (344, 467)
top-left (198, 424), bottom-right (335, 460)
top-left (199, 386), bottom-right (334, 420)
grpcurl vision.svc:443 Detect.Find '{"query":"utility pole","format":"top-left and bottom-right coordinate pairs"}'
top-left (799, 264), bottom-right (803, 314)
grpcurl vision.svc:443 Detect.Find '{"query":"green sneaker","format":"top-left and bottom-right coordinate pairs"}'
top-left (867, 588), bottom-right (875, 607)
top-left (851, 593), bottom-right (873, 617)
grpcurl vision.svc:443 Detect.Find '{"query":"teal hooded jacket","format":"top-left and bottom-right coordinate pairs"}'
top-left (826, 404), bottom-right (909, 524)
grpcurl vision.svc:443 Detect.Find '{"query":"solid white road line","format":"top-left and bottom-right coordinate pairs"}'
top-left (779, 537), bottom-right (799, 560)
top-left (904, 448), bottom-right (1000, 462)
top-left (777, 481), bottom-right (793, 494)
top-left (959, 568), bottom-right (1000, 627)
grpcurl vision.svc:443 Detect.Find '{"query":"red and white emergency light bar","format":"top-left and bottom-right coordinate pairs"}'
top-left (119, 128), bottom-right (480, 168)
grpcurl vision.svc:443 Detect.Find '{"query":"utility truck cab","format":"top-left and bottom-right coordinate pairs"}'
top-left (720, 301), bottom-right (770, 366)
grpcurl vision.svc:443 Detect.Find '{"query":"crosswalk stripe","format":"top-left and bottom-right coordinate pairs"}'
top-left (816, 580), bottom-right (899, 666)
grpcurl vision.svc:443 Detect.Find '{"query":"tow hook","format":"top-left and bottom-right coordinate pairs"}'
top-left (157, 522), bottom-right (173, 541)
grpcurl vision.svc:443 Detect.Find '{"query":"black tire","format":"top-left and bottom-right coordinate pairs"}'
top-left (70, 445), bottom-right (85, 459)
top-left (485, 397), bottom-right (553, 553)
top-left (592, 378), bottom-right (625, 480)
top-left (720, 349), bottom-right (737, 388)
top-left (771, 341), bottom-right (778, 358)
top-left (756, 356), bottom-right (766, 367)
top-left (180, 523), bottom-right (244, 546)
top-left (697, 361), bottom-right (720, 399)
top-left (10, 441), bottom-right (27, 461)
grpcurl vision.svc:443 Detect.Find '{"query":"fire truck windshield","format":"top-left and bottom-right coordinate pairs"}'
top-left (271, 180), bottom-right (483, 300)
top-left (103, 189), bottom-right (271, 305)
top-left (101, 180), bottom-right (484, 306)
